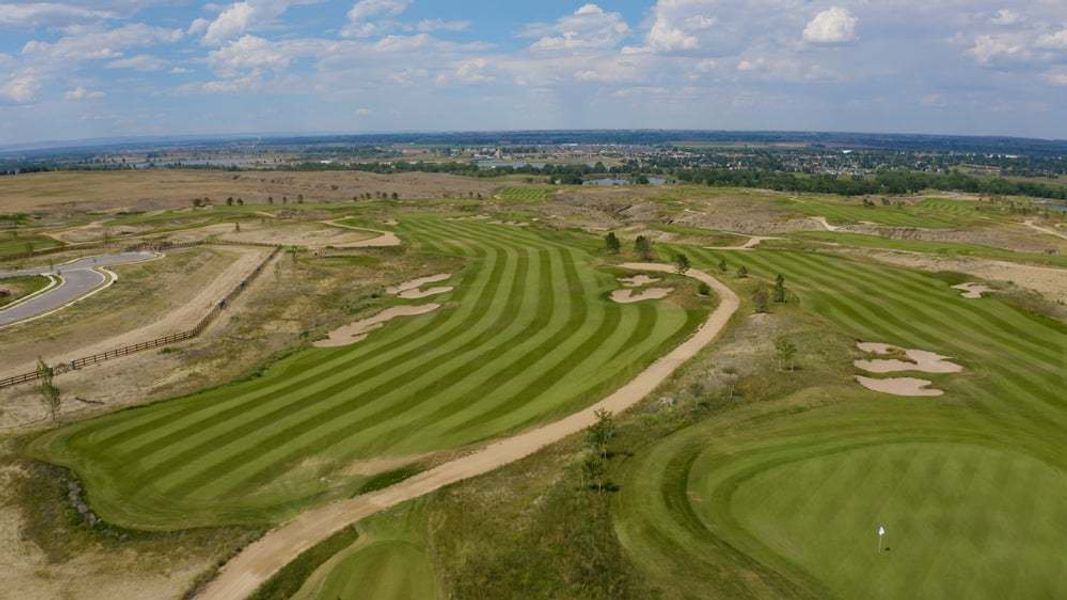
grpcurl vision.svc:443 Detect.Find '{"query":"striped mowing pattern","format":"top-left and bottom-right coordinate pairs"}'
top-left (33, 217), bottom-right (702, 528)
top-left (615, 246), bottom-right (1067, 600)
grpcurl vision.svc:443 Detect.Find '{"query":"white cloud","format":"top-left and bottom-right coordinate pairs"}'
top-left (201, 0), bottom-right (317, 46)
top-left (527, 4), bottom-right (630, 52)
top-left (342, 0), bottom-right (409, 38)
top-left (1043, 68), bottom-right (1067, 86)
top-left (22, 24), bottom-right (183, 63)
top-left (0, 72), bottom-right (41, 103)
top-left (966, 33), bottom-right (1031, 65)
top-left (0, 2), bottom-right (114, 28)
top-left (1035, 29), bottom-right (1067, 50)
top-left (107, 53), bottom-right (167, 71)
top-left (65, 86), bottom-right (106, 100)
top-left (208, 35), bottom-right (291, 77)
top-left (990, 9), bottom-right (1022, 26)
top-left (803, 7), bottom-right (858, 45)
top-left (413, 19), bottom-right (469, 33)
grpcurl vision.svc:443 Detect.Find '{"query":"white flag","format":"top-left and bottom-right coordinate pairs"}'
top-left (878, 526), bottom-right (886, 536)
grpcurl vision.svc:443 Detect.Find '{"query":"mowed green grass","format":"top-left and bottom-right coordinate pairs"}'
top-left (614, 246), bottom-right (1067, 600)
top-left (497, 186), bottom-right (555, 202)
top-left (783, 196), bottom-right (995, 228)
top-left (291, 505), bottom-right (438, 600)
top-left (0, 233), bottom-right (64, 258)
top-left (30, 216), bottom-right (704, 529)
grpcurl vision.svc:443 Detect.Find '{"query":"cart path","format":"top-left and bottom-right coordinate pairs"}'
top-left (195, 263), bottom-right (740, 600)
top-left (0, 251), bottom-right (159, 329)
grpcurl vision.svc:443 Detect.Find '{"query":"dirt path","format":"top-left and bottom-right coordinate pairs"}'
top-left (812, 216), bottom-right (843, 232)
top-left (1025, 220), bottom-right (1067, 241)
top-left (194, 264), bottom-right (740, 600)
top-left (706, 235), bottom-right (779, 250)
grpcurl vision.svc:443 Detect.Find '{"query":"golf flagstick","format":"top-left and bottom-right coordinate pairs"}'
top-left (878, 525), bottom-right (886, 552)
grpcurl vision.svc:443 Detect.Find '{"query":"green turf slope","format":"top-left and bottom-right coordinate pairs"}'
top-left (614, 247), bottom-right (1067, 600)
top-left (30, 217), bottom-right (704, 529)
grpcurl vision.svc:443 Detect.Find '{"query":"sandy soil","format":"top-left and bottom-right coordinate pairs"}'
top-left (194, 263), bottom-right (739, 600)
top-left (313, 304), bottom-right (441, 348)
top-left (618, 275), bottom-right (660, 288)
top-left (953, 282), bottom-right (994, 299)
top-left (385, 274), bottom-right (452, 295)
top-left (1, 246), bottom-right (271, 379)
top-left (321, 220), bottom-right (401, 248)
top-left (162, 221), bottom-right (395, 249)
top-left (610, 288), bottom-right (673, 303)
top-left (856, 376), bottom-right (943, 397)
top-left (864, 250), bottom-right (1067, 304)
top-left (342, 453), bottom-right (435, 477)
top-left (812, 216), bottom-right (844, 232)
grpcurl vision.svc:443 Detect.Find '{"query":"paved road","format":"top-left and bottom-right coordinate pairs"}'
top-left (0, 251), bottom-right (158, 328)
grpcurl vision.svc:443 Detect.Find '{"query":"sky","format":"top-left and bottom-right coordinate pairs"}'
top-left (2, 0), bottom-right (1067, 145)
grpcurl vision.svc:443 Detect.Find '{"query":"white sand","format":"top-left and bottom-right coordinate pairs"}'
top-left (386, 273), bottom-right (452, 295)
top-left (618, 275), bottom-right (661, 288)
top-left (314, 304), bottom-right (441, 348)
top-left (397, 286), bottom-right (453, 299)
top-left (952, 282), bottom-right (994, 299)
top-left (856, 376), bottom-right (944, 397)
top-left (854, 342), bottom-right (963, 374)
top-left (611, 288), bottom-right (673, 304)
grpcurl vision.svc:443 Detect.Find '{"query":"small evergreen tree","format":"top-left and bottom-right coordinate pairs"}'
top-left (634, 236), bottom-right (653, 261)
top-left (737, 265), bottom-right (748, 278)
top-left (752, 283), bottom-right (769, 313)
top-left (718, 258), bottom-right (728, 273)
top-left (775, 337), bottom-right (798, 372)
top-left (774, 273), bottom-right (787, 303)
top-left (604, 232), bottom-right (621, 254)
top-left (674, 252), bottom-right (691, 274)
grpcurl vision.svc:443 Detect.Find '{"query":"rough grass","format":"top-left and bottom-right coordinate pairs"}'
top-left (0, 274), bottom-right (51, 307)
top-left (28, 217), bottom-right (707, 529)
top-left (497, 186), bottom-right (555, 202)
top-left (0, 233), bottom-right (63, 258)
top-left (611, 244), bottom-right (1067, 600)
top-left (781, 196), bottom-right (995, 229)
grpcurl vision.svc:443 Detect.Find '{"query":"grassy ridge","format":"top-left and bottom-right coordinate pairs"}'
top-left (781, 196), bottom-right (1001, 229)
top-left (30, 217), bottom-right (704, 529)
top-left (0, 233), bottom-right (64, 258)
top-left (612, 245), bottom-right (1067, 599)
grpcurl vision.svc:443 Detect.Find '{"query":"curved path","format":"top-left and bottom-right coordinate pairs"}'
top-left (0, 251), bottom-right (158, 328)
top-left (706, 235), bottom-right (780, 251)
top-left (1025, 220), bottom-right (1067, 241)
top-left (195, 263), bottom-right (740, 600)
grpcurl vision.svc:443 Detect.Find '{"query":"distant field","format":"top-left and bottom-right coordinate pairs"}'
top-left (613, 245), bottom-right (1067, 600)
top-left (31, 217), bottom-right (706, 529)
top-left (0, 233), bottom-right (63, 258)
top-left (496, 186), bottom-right (556, 202)
top-left (782, 196), bottom-right (1000, 229)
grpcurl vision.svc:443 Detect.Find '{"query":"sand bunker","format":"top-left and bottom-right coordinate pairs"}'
top-left (856, 376), bottom-right (944, 397)
top-left (618, 275), bottom-right (661, 288)
top-left (854, 342), bottom-right (963, 374)
top-left (953, 282), bottom-right (994, 299)
top-left (611, 288), bottom-right (673, 304)
top-left (386, 274), bottom-right (453, 299)
top-left (314, 304), bottom-right (441, 348)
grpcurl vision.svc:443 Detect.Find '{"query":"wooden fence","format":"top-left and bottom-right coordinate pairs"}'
top-left (0, 245), bottom-right (280, 390)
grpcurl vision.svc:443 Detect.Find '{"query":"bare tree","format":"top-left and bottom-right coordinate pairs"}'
top-left (37, 358), bottom-right (61, 422)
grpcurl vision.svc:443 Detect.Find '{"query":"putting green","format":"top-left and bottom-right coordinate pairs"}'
top-left (613, 245), bottom-right (1067, 600)
top-left (30, 216), bottom-right (706, 529)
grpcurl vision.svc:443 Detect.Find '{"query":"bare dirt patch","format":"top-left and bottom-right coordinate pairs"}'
top-left (610, 288), bottom-right (673, 304)
top-left (385, 273), bottom-right (452, 295)
top-left (314, 304), bottom-right (442, 348)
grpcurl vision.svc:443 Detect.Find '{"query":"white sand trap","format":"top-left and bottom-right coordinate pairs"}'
top-left (611, 288), bottom-right (673, 304)
top-left (397, 286), bottom-right (453, 299)
top-left (314, 304), bottom-right (440, 347)
top-left (813, 216), bottom-right (843, 232)
top-left (618, 275), bottom-right (661, 288)
top-left (953, 282), bottom-right (994, 299)
top-left (856, 376), bottom-right (944, 397)
top-left (706, 235), bottom-right (780, 251)
top-left (854, 342), bottom-right (963, 374)
top-left (386, 273), bottom-right (452, 295)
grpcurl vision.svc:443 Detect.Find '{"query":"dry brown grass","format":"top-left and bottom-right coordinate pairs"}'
top-left (0, 170), bottom-right (499, 214)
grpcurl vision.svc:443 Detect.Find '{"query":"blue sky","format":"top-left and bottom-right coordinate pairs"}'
top-left (2, 0), bottom-right (1067, 145)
